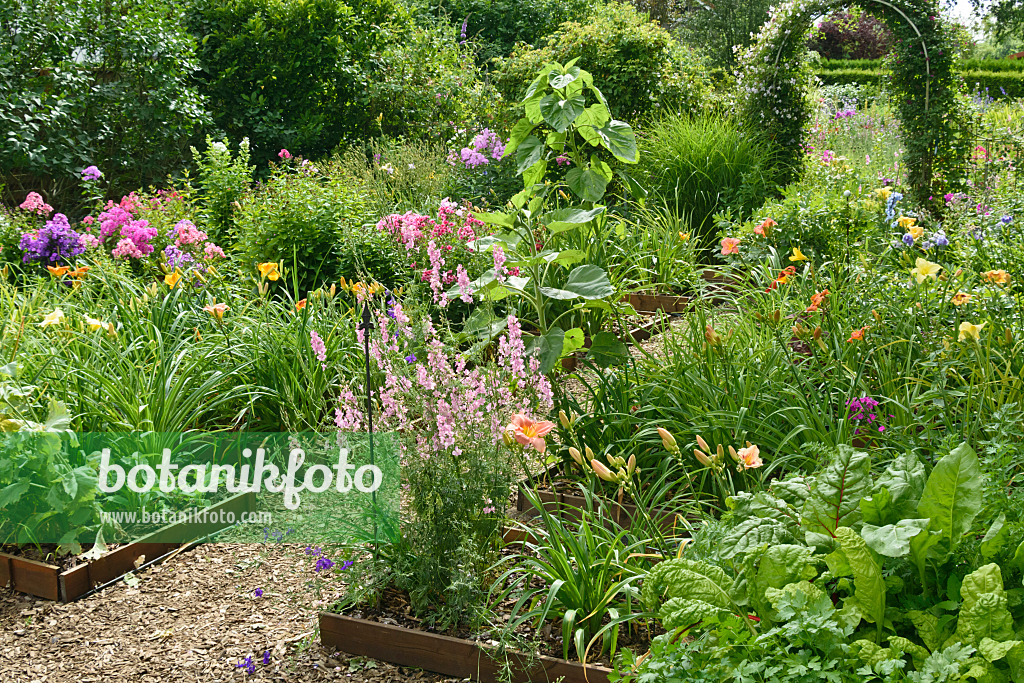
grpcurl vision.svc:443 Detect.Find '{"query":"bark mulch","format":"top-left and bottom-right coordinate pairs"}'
top-left (0, 543), bottom-right (463, 683)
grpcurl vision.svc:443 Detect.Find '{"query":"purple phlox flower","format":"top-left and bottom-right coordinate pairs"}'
top-left (19, 213), bottom-right (85, 265)
top-left (81, 165), bottom-right (103, 181)
top-left (279, 149), bottom-right (292, 160)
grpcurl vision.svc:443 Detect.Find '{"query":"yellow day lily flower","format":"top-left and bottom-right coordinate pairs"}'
top-left (84, 315), bottom-right (105, 331)
top-left (910, 258), bottom-right (941, 284)
top-left (983, 269), bottom-right (1011, 286)
top-left (875, 187), bottom-right (892, 201)
top-left (908, 225), bottom-right (924, 242)
top-left (40, 308), bottom-right (65, 327)
top-left (203, 302), bottom-right (230, 322)
top-left (257, 262), bottom-right (281, 281)
top-left (789, 247), bottom-right (808, 262)
top-left (951, 292), bottom-right (972, 306)
top-left (164, 270), bottom-right (182, 289)
top-left (958, 321), bottom-right (985, 341)
top-left (897, 216), bottom-right (916, 229)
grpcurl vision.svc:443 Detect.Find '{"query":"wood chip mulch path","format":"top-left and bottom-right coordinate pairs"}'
top-left (0, 543), bottom-right (462, 683)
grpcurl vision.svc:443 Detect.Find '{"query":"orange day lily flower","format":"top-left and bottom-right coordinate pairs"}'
top-left (805, 289), bottom-right (829, 313)
top-left (736, 443), bottom-right (762, 469)
top-left (506, 414), bottom-right (555, 454)
top-left (847, 326), bottom-right (868, 343)
top-left (68, 266), bottom-right (89, 278)
top-left (754, 218), bottom-right (776, 236)
top-left (258, 262), bottom-right (281, 281)
top-left (47, 265), bottom-right (69, 277)
top-left (295, 298), bottom-right (307, 311)
top-left (983, 270), bottom-right (1011, 286)
top-left (203, 302), bottom-right (229, 322)
top-left (720, 237), bottom-right (740, 255)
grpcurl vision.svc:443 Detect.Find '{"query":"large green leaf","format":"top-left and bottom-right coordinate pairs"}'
top-left (576, 104), bottom-right (611, 146)
top-left (503, 117), bottom-right (535, 160)
top-left (515, 135), bottom-right (545, 174)
top-left (917, 442), bottom-right (983, 559)
top-left (539, 92), bottom-right (585, 133)
top-left (748, 544), bottom-right (818, 623)
top-left (836, 526), bottom-right (886, 642)
top-left (875, 452), bottom-right (926, 519)
top-left (719, 517), bottom-right (797, 560)
top-left (801, 446), bottom-right (872, 549)
top-left (860, 518), bottom-right (929, 558)
top-left (542, 206), bottom-right (605, 234)
top-left (523, 158), bottom-right (547, 187)
top-left (563, 265), bottom-right (614, 299)
top-left (524, 327), bottom-right (564, 374)
top-left (642, 558), bottom-right (735, 612)
top-left (954, 564), bottom-right (1016, 647)
top-left (594, 120), bottom-right (638, 163)
top-left (0, 480), bottom-right (30, 508)
top-left (586, 331), bottom-right (627, 368)
top-left (548, 66), bottom-right (580, 90)
top-left (565, 166), bottom-right (609, 203)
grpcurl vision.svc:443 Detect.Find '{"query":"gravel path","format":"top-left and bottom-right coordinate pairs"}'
top-left (1, 543), bottom-right (459, 683)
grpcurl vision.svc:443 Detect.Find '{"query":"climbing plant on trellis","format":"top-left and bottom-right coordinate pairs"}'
top-left (736, 0), bottom-right (971, 204)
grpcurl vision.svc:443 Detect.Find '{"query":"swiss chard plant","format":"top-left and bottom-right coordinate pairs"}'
top-left (637, 443), bottom-right (1024, 681)
top-left (459, 59), bottom-right (642, 373)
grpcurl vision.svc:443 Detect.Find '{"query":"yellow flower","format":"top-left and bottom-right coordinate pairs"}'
top-left (910, 258), bottom-right (941, 284)
top-left (203, 302), bottom-right (230, 322)
top-left (958, 321), bottom-right (985, 341)
top-left (789, 247), bottom-right (808, 262)
top-left (897, 216), bottom-right (917, 230)
top-left (875, 187), bottom-right (892, 201)
top-left (84, 315), bottom-right (105, 331)
top-left (164, 270), bottom-right (182, 289)
top-left (951, 292), bottom-right (972, 306)
top-left (40, 308), bottom-right (65, 327)
top-left (678, 231), bottom-right (690, 241)
top-left (258, 262), bottom-right (281, 281)
top-left (908, 225), bottom-right (924, 242)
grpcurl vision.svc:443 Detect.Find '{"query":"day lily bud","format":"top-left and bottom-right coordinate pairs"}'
top-left (591, 459), bottom-right (617, 482)
top-left (728, 445), bottom-right (738, 462)
top-left (693, 448), bottom-right (713, 467)
top-left (871, 309), bottom-right (881, 322)
top-left (717, 443), bottom-right (725, 463)
top-left (609, 454), bottom-right (626, 469)
top-left (559, 410), bottom-right (570, 429)
top-left (1006, 329), bottom-right (1013, 345)
top-left (705, 325), bottom-right (721, 346)
top-left (627, 454), bottom-right (636, 476)
top-left (771, 309), bottom-right (781, 325)
top-left (658, 427), bottom-right (678, 453)
top-left (695, 435), bottom-right (710, 454)
top-left (502, 430), bottom-right (515, 447)
top-left (568, 447), bottom-right (584, 468)
top-left (813, 326), bottom-right (822, 341)
top-left (585, 446), bottom-right (595, 462)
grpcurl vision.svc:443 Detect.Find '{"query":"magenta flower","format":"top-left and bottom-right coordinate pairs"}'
top-left (278, 149), bottom-right (292, 160)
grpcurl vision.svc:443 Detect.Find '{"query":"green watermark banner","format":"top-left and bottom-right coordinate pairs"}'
top-left (0, 431), bottom-right (400, 548)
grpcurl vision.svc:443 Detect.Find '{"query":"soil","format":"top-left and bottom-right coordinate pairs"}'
top-left (0, 543), bottom-right (464, 683)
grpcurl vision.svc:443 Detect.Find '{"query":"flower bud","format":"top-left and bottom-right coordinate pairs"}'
top-left (626, 454), bottom-right (636, 476)
top-left (591, 459), bottom-right (617, 482)
top-left (693, 448), bottom-right (713, 467)
top-left (728, 445), bottom-right (738, 462)
top-left (502, 430), bottom-right (515, 447)
top-left (813, 326), bottom-right (822, 340)
top-left (559, 410), bottom-right (570, 429)
top-left (568, 447), bottom-right (584, 468)
top-left (585, 446), bottom-right (595, 462)
top-left (658, 427), bottom-right (678, 453)
top-left (705, 325), bottom-right (721, 346)
top-left (717, 443), bottom-right (725, 463)
top-left (695, 435), bottom-right (710, 454)
top-left (1006, 328), bottom-right (1013, 345)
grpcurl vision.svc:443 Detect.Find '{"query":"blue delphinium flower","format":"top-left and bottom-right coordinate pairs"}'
top-left (263, 651), bottom-right (271, 666)
top-left (1002, 215), bottom-right (1013, 224)
top-left (934, 232), bottom-right (949, 247)
top-left (314, 556), bottom-right (335, 572)
top-left (902, 233), bottom-right (914, 246)
top-left (885, 192), bottom-right (903, 221)
top-left (236, 655), bottom-right (255, 674)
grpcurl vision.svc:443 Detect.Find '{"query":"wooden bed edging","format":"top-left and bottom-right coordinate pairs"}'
top-left (319, 612), bottom-right (612, 683)
top-left (1, 489), bottom-right (256, 602)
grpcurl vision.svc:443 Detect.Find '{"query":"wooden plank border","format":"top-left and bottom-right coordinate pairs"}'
top-left (319, 612), bottom-right (612, 683)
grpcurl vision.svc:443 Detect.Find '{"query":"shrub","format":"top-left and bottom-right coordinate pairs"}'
top-left (808, 10), bottom-right (894, 60)
top-left (673, 0), bottom-right (775, 68)
top-left (635, 114), bottom-right (779, 244)
top-left (190, 137), bottom-right (254, 245)
top-left (0, 0), bottom-right (210, 209)
top-left (424, 0), bottom-right (600, 64)
top-left (492, 2), bottom-right (707, 119)
top-left (232, 166), bottom-right (379, 295)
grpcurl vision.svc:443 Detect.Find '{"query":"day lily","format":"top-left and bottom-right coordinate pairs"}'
top-left (704, 325), bottom-right (722, 346)
top-left (568, 447), bottom-right (585, 469)
top-left (951, 292), bottom-right (972, 306)
top-left (678, 232), bottom-right (690, 241)
top-left (657, 427), bottom-right (678, 454)
top-left (789, 247), bottom-right (808, 262)
top-left (164, 270), bottom-right (182, 289)
top-left (958, 321), bottom-right (985, 342)
top-left (910, 257), bottom-right (941, 284)
top-left (908, 225), bottom-right (924, 242)
top-left (47, 265), bottom-right (69, 277)
top-left (805, 289), bottom-right (829, 313)
top-left (295, 299), bottom-right (307, 311)
top-left (897, 216), bottom-right (916, 229)
top-left (847, 327), bottom-right (868, 343)
top-left (506, 414), bottom-right (555, 454)
top-left (68, 266), bottom-right (89, 279)
top-left (590, 459), bottom-right (618, 482)
top-left (40, 309), bottom-right (65, 327)
top-left (203, 302), bottom-right (230, 322)
top-left (875, 187), bottom-right (892, 200)
top-left (766, 265), bottom-right (797, 292)
top-left (754, 218), bottom-right (776, 236)
top-left (257, 262), bottom-right (281, 281)
top-left (983, 269), bottom-right (1011, 286)
top-left (736, 443), bottom-right (763, 469)
top-left (84, 315), bottom-right (115, 335)
top-left (720, 237), bottom-right (740, 255)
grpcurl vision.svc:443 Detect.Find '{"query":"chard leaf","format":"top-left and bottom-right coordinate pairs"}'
top-left (917, 442), bottom-right (983, 560)
top-left (802, 446), bottom-right (872, 550)
top-left (837, 526), bottom-right (886, 642)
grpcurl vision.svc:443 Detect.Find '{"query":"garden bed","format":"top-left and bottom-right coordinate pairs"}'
top-left (0, 490), bottom-right (256, 602)
top-left (624, 292), bottom-right (691, 314)
top-left (319, 611), bottom-right (613, 683)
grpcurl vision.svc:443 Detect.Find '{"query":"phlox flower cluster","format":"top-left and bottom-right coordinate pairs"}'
top-left (450, 129), bottom-right (505, 169)
top-left (19, 213), bottom-right (85, 265)
top-left (336, 309), bottom-right (553, 461)
top-left (19, 192), bottom-right (53, 217)
top-left (846, 396), bottom-right (887, 435)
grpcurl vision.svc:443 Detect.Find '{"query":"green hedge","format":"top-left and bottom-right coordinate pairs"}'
top-left (819, 58), bottom-right (1024, 72)
top-left (816, 67), bottom-right (1024, 98)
